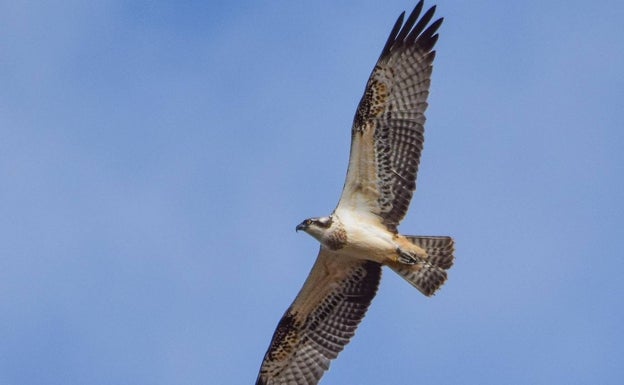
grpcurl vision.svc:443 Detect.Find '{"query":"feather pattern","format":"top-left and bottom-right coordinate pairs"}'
top-left (256, 250), bottom-right (381, 385)
top-left (256, 2), bottom-right (446, 384)
top-left (337, 2), bottom-right (442, 232)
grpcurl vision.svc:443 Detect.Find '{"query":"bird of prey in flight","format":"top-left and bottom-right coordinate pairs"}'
top-left (256, 2), bottom-right (453, 384)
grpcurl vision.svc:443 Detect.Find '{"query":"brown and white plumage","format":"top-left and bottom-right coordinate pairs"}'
top-left (257, 253), bottom-right (381, 385)
top-left (256, 3), bottom-right (453, 384)
top-left (337, 1), bottom-right (441, 232)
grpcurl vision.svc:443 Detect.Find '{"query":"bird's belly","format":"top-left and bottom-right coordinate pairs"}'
top-left (339, 223), bottom-right (397, 263)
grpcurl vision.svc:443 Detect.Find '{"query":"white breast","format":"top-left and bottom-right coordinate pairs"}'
top-left (333, 208), bottom-right (395, 262)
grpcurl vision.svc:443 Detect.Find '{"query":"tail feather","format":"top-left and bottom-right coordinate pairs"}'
top-left (388, 236), bottom-right (454, 296)
top-left (405, 236), bottom-right (454, 269)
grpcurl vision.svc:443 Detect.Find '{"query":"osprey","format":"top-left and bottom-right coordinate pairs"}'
top-left (256, 2), bottom-right (453, 384)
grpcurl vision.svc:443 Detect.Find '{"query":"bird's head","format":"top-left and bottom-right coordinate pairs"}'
top-left (296, 216), bottom-right (333, 241)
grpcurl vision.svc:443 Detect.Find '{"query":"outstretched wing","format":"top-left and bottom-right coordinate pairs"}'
top-left (336, 1), bottom-right (442, 233)
top-left (255, 249), bottom-right (381, 385)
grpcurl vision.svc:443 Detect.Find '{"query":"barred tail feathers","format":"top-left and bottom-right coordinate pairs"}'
top-left (388, 236), bottom-right (454, 296)
top-left (405, 235), bottom-right (454, 269)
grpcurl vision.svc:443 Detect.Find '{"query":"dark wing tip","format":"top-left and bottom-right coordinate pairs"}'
top-left (380, 10), bottom-right (406, 56)
top-left (379, 1), bottom-right (442, 60)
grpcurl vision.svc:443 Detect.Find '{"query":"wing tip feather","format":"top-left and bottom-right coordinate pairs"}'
top-left (380, 1), bottom-right (442, 60)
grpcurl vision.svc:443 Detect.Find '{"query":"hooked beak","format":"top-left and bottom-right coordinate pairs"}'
top-left (296, 221), bottom-right (307, 232)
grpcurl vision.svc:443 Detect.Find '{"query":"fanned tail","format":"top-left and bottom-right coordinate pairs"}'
top-left (405, 235), bottom-right (454, 269)
top-left (388, 236), bottom-right (454, 296)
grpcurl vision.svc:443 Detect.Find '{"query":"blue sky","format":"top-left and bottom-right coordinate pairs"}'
top-left (1, 1), bottom-right (623, 384)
